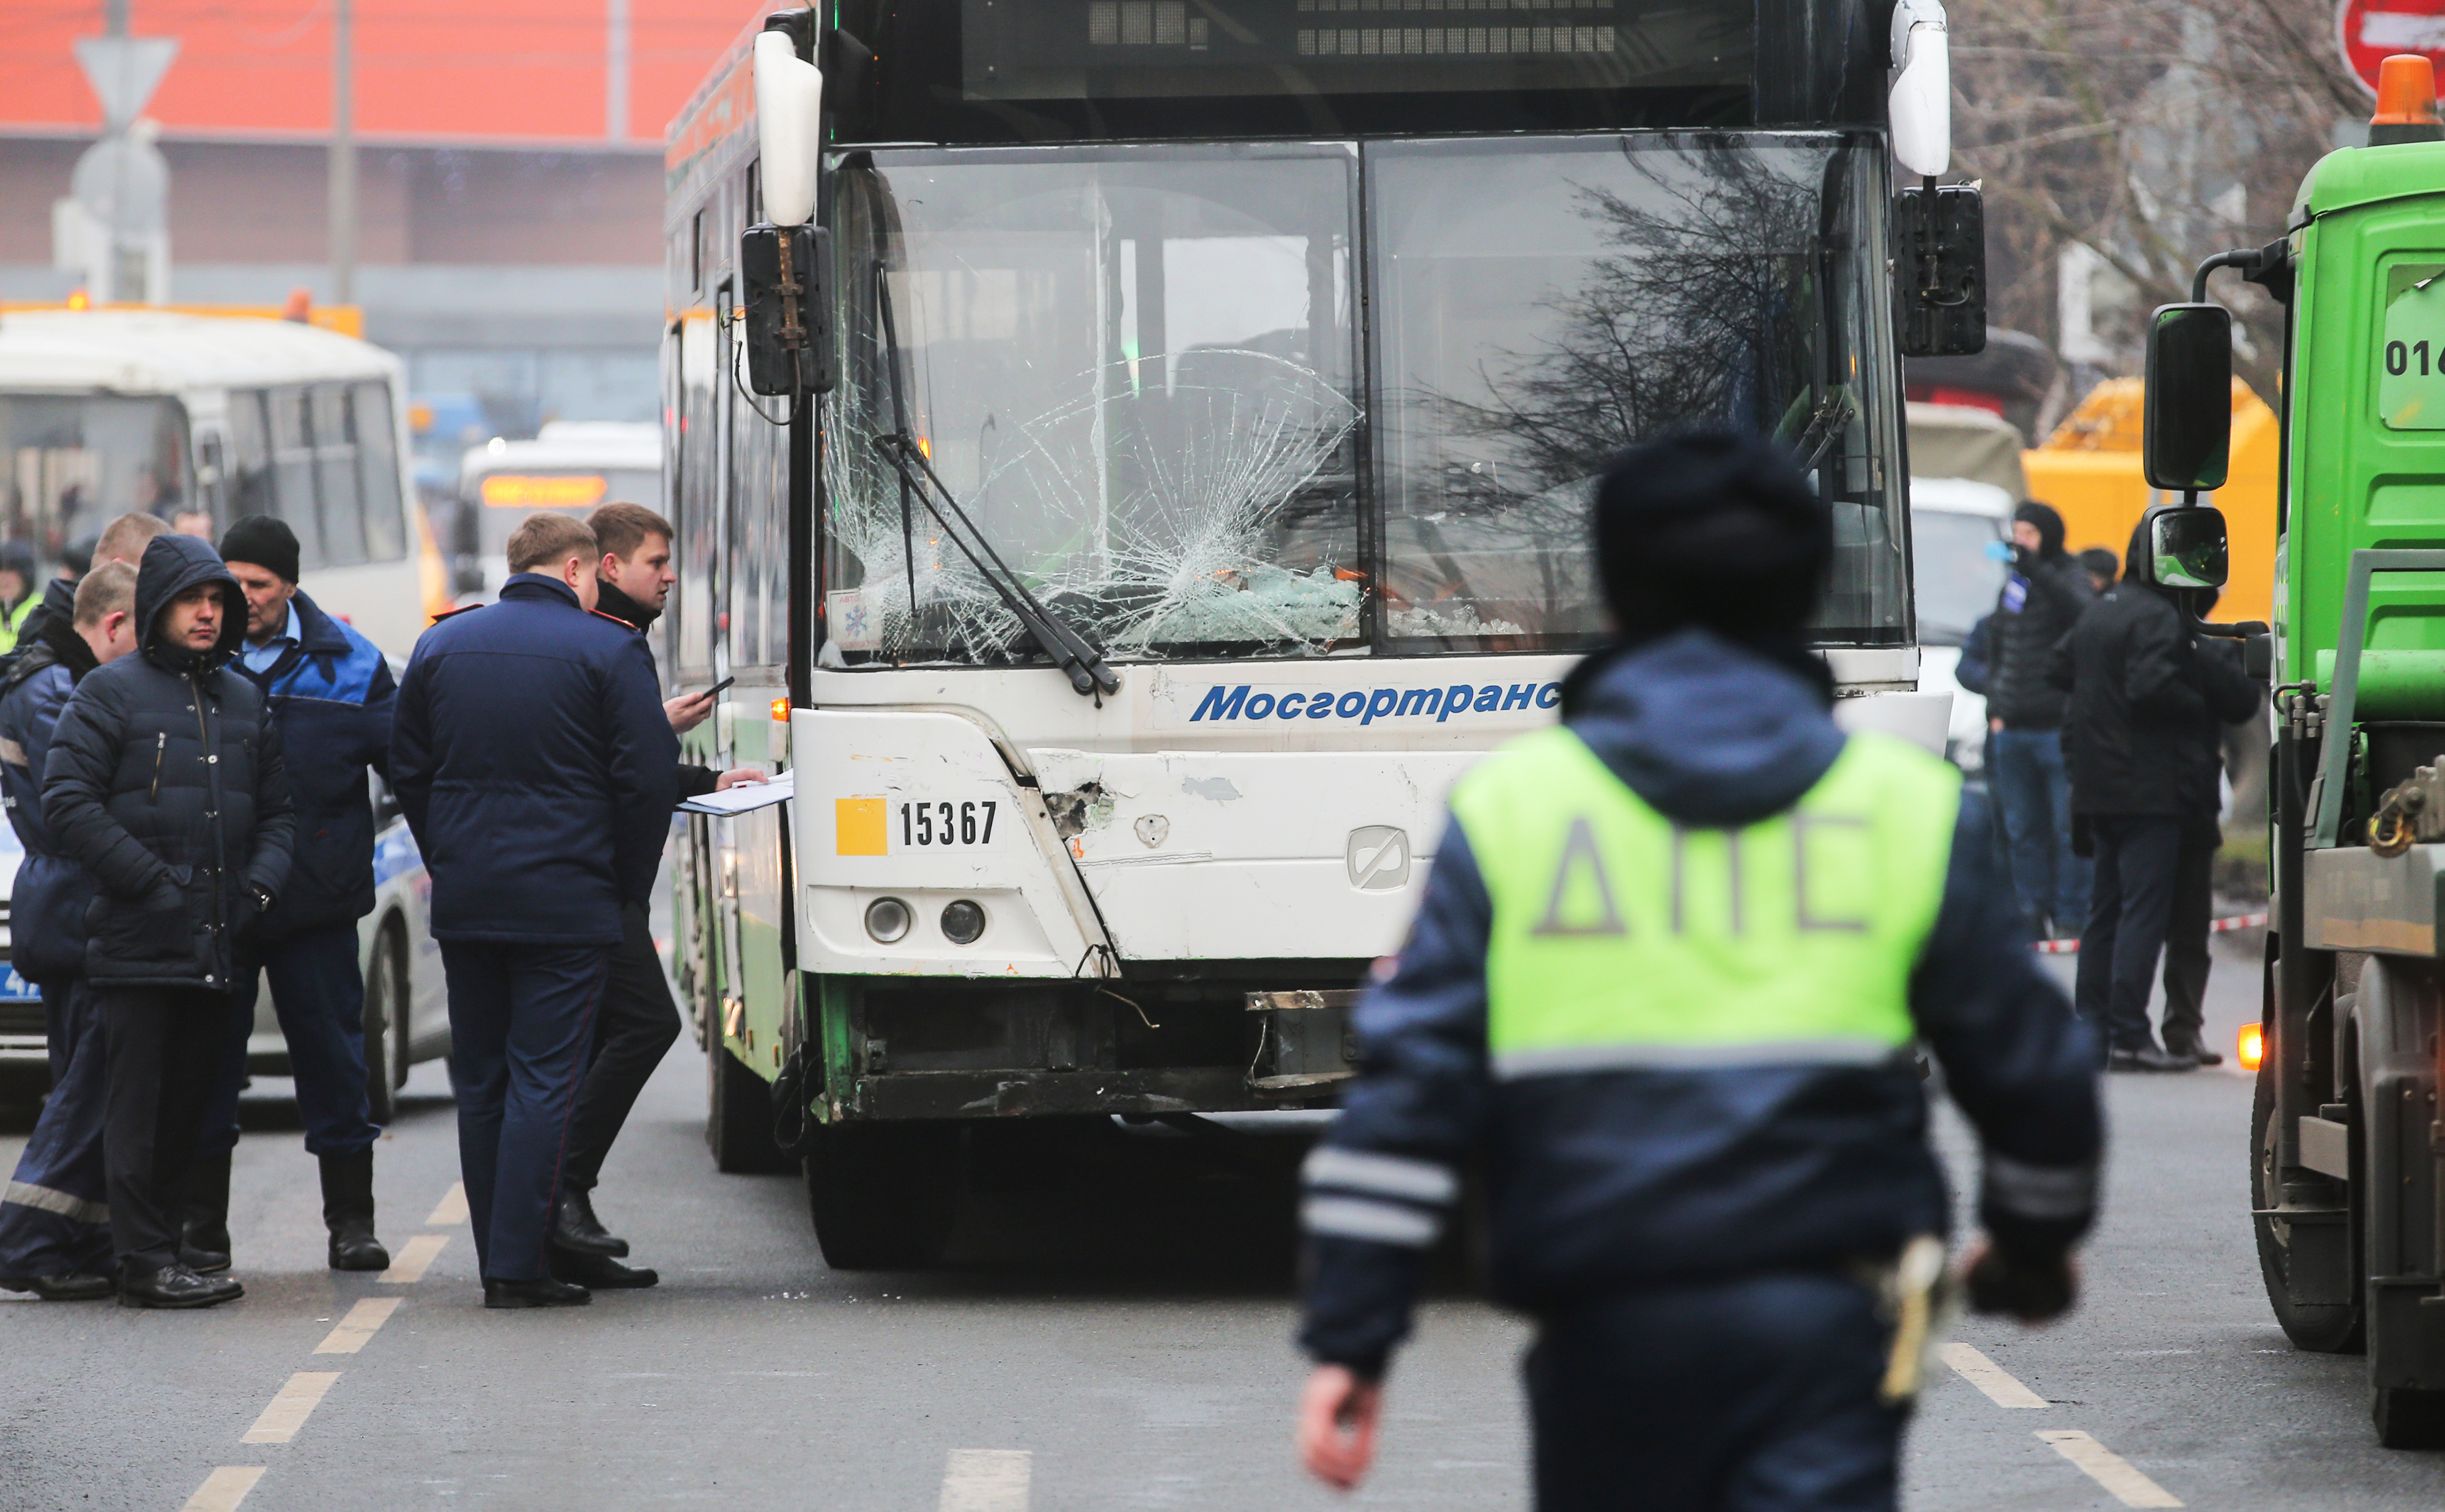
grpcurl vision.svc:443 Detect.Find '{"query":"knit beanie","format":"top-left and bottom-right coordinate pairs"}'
top-left (220, 515), bottom-right (302, 584)
top-left (1592, 429), bottom-right (1832, 640)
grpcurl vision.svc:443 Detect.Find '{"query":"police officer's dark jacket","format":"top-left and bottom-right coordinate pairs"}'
top-left (230, 587), bottom-right (396, 938)
top-left (42, 533), bottom-right (294, 991)
top-left (390, 571), bottom-right (677, 946)
top-left (1299, 628), bottom-right (2102, 1377)
top-left (0, 579), bottom-right (102, 984)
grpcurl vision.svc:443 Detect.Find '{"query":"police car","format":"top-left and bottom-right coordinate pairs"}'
top-left (0, 777), bottom-right (447, 1123)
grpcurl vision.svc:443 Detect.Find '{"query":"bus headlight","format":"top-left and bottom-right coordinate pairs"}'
top-left (865, 897), bottom-right (912, 944)
top-left (941, 900), bottom-right (987, 945)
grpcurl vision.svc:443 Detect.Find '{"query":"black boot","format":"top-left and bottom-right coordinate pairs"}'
top-left (1, 1272), bottom-right (116, 1301)
top-left (320, 1149), bottom-right (391, 1272)
top-left (550, 1244), bottom-right (658, 1289)
top-left (182, 1149), bottom-right (234, 1275)
top-left (483, 1276), bottom-right (591, 1309)
top-left (552, 1188), bottom-right (629, 1258)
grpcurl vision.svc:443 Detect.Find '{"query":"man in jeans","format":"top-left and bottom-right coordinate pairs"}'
top-left (1983, 502), bottom-right (2092, 937)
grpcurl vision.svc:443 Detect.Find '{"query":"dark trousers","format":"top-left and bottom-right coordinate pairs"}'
top-left (100, 985), bottom-right (231, 1272)
top-left (2074, 815), bottom-right (2186, 1051)
top-left (1526, 1274), bottom-right (1903, 1512)
top-left (2160, 838), bottom-right (2218, 1053)
top-left (562, 903), bottom-right (683, 1196)
top-left (199, 923), bottom-right (378, 1159)
top-left (1989, 727), bottom-right (2090, 928)
top-left (0, 978), bottom-right (112, 1278)
top-left (440, 940), bottom-right (607, 1281)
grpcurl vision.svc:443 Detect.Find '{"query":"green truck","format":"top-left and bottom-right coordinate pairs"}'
top-left (2150, 56), bottom-right (2445, 1451)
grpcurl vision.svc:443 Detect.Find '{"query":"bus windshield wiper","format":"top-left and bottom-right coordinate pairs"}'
top-left (870, 264), bottom-right (1120, 699)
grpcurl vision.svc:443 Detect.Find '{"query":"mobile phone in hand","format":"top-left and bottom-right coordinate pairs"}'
top-left (700, 676), bottom-right (736, 699)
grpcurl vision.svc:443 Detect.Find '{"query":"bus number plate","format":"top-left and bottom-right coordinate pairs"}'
top-left (900, 800), bottom-right (997, 847)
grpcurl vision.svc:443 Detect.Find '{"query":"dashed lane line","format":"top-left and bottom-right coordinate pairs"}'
top-left (1939, 1343), bottom-right (2049, 1408)
top-left (241, 1373), bottom-right (341, 1445)
top-left (426, 1183), bottom-right (468, 1226)
top-left (939, 1448), bottom-right (1032, 1512)
top-left (379, 1234), bottom-right (448, 1284)
top-left (313, 1297), bottom-right (402, 1355)
top-left (2036, 1429), bottom-right (2184, 1508)
top-left (177, 1467), bottom-right (265, 1512)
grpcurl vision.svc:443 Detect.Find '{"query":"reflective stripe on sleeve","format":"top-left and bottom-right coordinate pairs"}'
top-left (1492, 1037), bottom-right (1910, 1080)
top-left (1982, 1153), bottom-right (2096, 1221)
top-left (1302, 1195), bottom-right (1442, 1248)
top-left (1302, 1146), bottom-right (1460, 1207)
top-left (3, 1180), bottom-right (109, 1226)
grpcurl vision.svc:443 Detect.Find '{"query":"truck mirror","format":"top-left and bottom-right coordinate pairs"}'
top-left (2151, 505), bottom-right (2229, 591)
top-left (2143, 303), bottom-right (2232, 491)
top-left (1893, 183), bottom-right (1985, 357)
top-left (741, 223), bottom-right (836, 396)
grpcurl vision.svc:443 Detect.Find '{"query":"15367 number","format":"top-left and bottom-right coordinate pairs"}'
top-left (900, 800), bottom-right (997, 847)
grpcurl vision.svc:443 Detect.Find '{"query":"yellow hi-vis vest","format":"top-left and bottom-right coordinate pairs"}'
top-left (1448, 727), bottom-right (1961, 1078)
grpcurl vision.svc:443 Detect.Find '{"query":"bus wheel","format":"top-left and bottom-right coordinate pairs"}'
top-left (806, 1121), bottom-right (962, 1270)
top-left (2374, 1386), bottom-right (2445, 1450)
top-left (2252, 1042), bottom-right (2364, 1352)
top-left (707, 1041), bottom-right (792, 1174)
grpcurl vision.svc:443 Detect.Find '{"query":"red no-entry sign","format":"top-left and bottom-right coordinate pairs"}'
top-left (2340, 0), bottom-right (2445, 95)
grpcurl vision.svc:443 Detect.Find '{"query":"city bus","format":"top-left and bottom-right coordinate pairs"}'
top-left (664, 0), bottom-right (1965, 1265)
top-left (452, 420), bottom-right (662, 600)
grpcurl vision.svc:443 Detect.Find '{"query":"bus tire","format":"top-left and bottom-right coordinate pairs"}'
top-left (805, 1121), bottom-right (962, 1270)
top-left (2252, 1042), bottom-right (2364, 1353)
top-left (707, 1040), bottom-right (792, 1174)
top-left (2373, 1386), bottom-right (2445, 1450)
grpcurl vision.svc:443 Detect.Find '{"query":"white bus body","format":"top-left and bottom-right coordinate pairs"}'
top-left (454, 420), bottom-right (661, 600)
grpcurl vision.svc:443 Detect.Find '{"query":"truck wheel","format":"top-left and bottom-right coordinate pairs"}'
top-left (805, 1121), bottom-right (962, 1270)
top-left (707, 1040), bottom-right (792, 1174)
top-left (2252, 1045), bottom-right (2364, 1352)
top-left (2373, 1385), bottom-right (2445, 1449)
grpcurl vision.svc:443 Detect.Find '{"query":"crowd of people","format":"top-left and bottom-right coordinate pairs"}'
top-left (1954, 500), bottom-right (2263, 1072)
top-left (0, 500), bottom-right (750, 1309)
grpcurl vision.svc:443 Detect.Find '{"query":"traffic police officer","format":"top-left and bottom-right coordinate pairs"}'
top-left (1294, 431), bottom-right (2103, 1510)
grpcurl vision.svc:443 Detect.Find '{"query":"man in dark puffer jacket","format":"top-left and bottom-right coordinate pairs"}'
top-left (42, 533), bottom-right (294, 1308)
top-left (1984, 501), bottom-right (2093, 938)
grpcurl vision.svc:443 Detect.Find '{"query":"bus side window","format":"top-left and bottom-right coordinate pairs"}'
top-left (352, 380), bottom-right (407, 562)
top-left (227, 390), bottom-right (278, 523)
top-left (267, 385), bottom-right (325, 569)
top-left (314, 384), bottom-right (367, 568)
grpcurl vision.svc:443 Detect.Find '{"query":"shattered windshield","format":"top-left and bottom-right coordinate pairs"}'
top-left (1370, 133), bottom-right (1907, 651)
top-left (826, 144), bottom-right (1362, 665)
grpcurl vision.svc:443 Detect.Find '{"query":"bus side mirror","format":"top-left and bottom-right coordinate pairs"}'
top-left (2143, 303), bottom-right (2232, 491)
top-left (754, 24), bottom-right (822, 229)
top-left (741, 223), bottom-right (836, 396)
top-left (2151, 504), bottom-right (2230, 591)
top-left (1893, 183), bottom-right (1984, 357)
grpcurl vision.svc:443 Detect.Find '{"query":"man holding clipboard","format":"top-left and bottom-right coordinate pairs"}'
top-left (549, 503), bottom-right (767, 1287)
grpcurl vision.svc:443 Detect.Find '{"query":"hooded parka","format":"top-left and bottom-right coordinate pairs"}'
top-left (41, 533), bottom-right (294, 990)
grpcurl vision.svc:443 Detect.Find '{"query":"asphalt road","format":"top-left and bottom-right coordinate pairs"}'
top-left (4, 935), bottom-right (2444, 1511)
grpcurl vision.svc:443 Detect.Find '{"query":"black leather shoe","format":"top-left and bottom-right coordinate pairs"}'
top-left (1, 1271), bottom-right (117, 1301)
top-left (2163, 1038), bottom-right (2225, 1067)
top-left (182, 1242), bottom-right (232, 1275)
top-left (483, 1276), bottom-right (592, 1309)
top-left (328, 1224), bottom-right (391, 1273)
top-left (551, 1245), bottom-right (658, 1289)
top-left (120, 1264), bottom-right (243, 1309)
top-left (554, 1190), bottom-right (629, 1258)
top-left (2109, 1043), bottom-right (2197, 1073)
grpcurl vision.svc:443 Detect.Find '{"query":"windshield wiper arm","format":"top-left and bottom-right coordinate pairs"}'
top-left (870, 265), bottom-right (1120, 698)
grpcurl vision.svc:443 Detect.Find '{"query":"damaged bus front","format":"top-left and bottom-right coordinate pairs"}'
top-left (664, 0), bottom-right (1973, 1266)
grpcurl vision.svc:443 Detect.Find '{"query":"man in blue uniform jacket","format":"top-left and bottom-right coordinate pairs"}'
top-left (1294, 432), bottom-right (2103, 1510)
top-left (391, 511), bottom-right (677, 1308)
top-left (183, 516), bottom-right (399, 1274)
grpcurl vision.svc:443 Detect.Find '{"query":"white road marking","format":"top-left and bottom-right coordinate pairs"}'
top-left (2036, 1429), bottom-right (2183, 1508)
top-left (379, 1234), bottom-right (448, 1284)
top-left (426, 1183), bottom-right (469, 1225)
top-left (179, 1467), bottom-right (265, 1512)
top-left (939, 1448), bottom-right (1031, 1512)
top-left (241, 1373), bottom-right (341, 1445)
top-left (1940, 1343), bottom-right (2049, 1408)
top-left (313, 1297), bottom-right (402, 1355)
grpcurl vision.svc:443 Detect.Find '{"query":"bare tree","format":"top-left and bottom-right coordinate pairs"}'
top-left (1948, 0), bottom-right (2358, 395)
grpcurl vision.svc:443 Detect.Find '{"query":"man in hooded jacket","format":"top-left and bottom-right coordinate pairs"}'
top-left (1983, 501), bottom-right (2093, 936)
top-left (2047, 510), bottom-right (2260, 1070)
top-left (1293, 431), bottom-right (2102, 1510)
top-left (42, 533), bottom-right (293, 1308)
